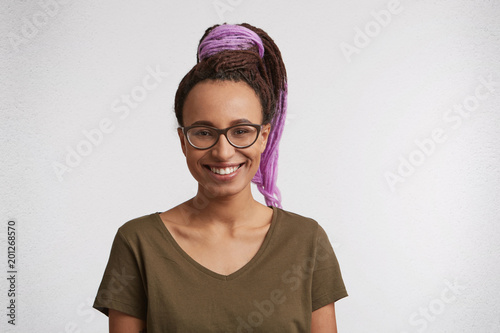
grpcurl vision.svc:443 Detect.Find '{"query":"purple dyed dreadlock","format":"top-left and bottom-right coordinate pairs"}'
top-left (174, 23), bottom-right (288, 208)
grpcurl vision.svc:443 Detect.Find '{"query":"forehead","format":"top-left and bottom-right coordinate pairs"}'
top-left (182, 80), bottom-right (262, 127)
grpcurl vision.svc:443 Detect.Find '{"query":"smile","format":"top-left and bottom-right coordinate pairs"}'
top-left (206, 163), bottom-right (244, 175)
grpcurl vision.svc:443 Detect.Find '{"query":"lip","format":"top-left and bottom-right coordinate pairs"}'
top-left (204, 163), bottom-right (244, 168)
top-left (203, 162), bottom-right (245, 181)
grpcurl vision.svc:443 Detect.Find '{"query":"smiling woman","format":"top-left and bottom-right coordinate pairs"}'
top-left (92, 23), bottom-right (348, 332)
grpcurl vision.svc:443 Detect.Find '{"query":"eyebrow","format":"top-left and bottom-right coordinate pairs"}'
top-left (189, 118), bottom-right (253, 127)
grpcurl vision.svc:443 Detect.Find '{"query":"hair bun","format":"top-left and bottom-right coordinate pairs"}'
top-left (197, 24), bottom-right (265, 62)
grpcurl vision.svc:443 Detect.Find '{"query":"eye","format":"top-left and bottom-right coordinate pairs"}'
top-left (233, 128), bottom-right (249, 135)
top-left (231, 126), bottom-right (254, 136)
top-left (192, 129), bottom-right (214, 137)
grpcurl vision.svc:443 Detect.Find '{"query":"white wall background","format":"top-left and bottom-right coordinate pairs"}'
top-left (1, 0), bottom-right (499, 332)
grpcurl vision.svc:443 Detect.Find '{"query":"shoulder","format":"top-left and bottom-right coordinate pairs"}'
top-left (116, 213), bottom-right (162, 242)
top-left (274, 207), bottom-right (322, 240)
top-left (276, 207), bottom-right (319, 227)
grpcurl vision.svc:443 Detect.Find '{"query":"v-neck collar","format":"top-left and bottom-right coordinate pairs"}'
top-left (154, 206), bottom-right (279, 281)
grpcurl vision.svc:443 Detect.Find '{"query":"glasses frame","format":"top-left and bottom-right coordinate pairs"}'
top-left (180, 124), bottom-right (263, 150)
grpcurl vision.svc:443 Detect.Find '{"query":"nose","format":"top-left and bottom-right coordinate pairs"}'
top-left (211, 133), bottom-right (235, 160)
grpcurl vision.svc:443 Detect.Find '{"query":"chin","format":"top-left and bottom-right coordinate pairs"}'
top-left (200, 180), bottom-right (250, 198)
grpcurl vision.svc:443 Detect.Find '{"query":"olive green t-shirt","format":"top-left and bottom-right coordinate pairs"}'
top-left (93, 206), bottom-right (347, 332)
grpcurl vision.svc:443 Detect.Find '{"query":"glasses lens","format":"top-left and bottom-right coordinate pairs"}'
top-left (227, 125), bottom-right (259, 147)
top-left (186, 125), bottom-right (259, 149)
top-left (187, 127), bottom-right (218, 149)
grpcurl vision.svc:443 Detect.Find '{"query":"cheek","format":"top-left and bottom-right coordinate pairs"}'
top-left (249, 148), bottom-right (264, 166)
top-left (185, 150), bottom-right (203, 169)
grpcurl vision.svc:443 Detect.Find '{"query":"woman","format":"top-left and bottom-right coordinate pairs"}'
top-left (93, 23), bottom-right (347, 332)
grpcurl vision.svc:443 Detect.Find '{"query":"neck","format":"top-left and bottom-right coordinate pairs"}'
top-left (183, 184), bottom-right (263, 229)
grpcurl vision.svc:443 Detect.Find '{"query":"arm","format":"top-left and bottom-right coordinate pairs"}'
top-left (311, 302), bottom-right (337, 333)
top-left (109, 309), bottom-right (147, 333)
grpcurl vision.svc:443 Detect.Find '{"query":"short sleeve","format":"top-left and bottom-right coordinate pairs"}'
top-left (311, 224), bottom-right (348, 311)
top-left (93, 229), bottom-right (147, 320)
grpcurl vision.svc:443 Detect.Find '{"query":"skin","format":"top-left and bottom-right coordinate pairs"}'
top-left (109, 309), bottom-right (145, 333)
top-left (311, 303), bottom-right (338, 333)
top-left (109, 80), bottom-right (338, 332)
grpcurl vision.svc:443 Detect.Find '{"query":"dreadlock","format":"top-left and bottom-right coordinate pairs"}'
top-left (174, 23), bottom-right (288, 208)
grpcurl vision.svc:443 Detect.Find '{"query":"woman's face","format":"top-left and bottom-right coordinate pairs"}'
top-left (178, 80), bottom-right (271, 198)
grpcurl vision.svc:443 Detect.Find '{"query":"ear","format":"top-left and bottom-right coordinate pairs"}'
top-left (177, 127), bottom-right (187, 157)
top-left (259, 123), bottom-right (272, 153)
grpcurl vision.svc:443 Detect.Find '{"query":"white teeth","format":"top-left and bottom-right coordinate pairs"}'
top-left (210, 164), bottom-right (241, 175)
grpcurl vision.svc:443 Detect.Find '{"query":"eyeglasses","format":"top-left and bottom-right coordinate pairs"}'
top-left (180, 124), bottom-right (262, 150)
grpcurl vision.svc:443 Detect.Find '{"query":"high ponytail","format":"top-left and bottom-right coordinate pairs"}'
top-left (174, 23), bottom-right (288, 208)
